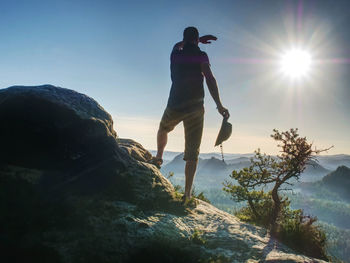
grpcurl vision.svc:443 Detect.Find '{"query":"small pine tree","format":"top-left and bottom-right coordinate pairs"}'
top-left (223, 128), bottom-right (330, 231)
top-left (223, 129), bottom-right (331, 259)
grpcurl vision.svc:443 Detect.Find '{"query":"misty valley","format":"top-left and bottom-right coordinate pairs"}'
top-left (155, 151), bottom-right (350, 262)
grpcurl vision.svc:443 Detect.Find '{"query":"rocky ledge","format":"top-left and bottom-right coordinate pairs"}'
top-left (0, 85), bottom-right (326, 262)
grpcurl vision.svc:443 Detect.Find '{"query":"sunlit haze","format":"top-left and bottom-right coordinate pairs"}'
top-left (1, 0), bottom-right (349, 155)
top-left (280, 49), bottom-right (312, 79)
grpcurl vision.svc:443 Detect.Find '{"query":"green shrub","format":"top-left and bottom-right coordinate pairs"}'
top-left (191, 229), bottom-right (207, 245)
top-left (170, 182), bottom-right (211, 204)
top-left (277, 209), bottom-right (328, 260)
top-left (233, 196), bottom-right (328, 260)
top-left (233, 191), bottom-right (273, 226)
top-left (195, 192), bottom-right (211, 203)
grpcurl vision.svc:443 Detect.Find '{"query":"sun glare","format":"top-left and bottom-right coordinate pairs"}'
top-left (280, 49), bottom-right (312, 79)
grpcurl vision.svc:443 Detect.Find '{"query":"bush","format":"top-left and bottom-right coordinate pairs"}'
top-left (277, 209), bottom-right (328, 259)
top-left (191, 229), bottom-right (207, 245)
top-left (233, 196), bottom-right (328, 260)
top-left (171, 183), bottom-right (211, 204)
top-left (233, 191), bottom-right (273, 226)
top-left (196, 192), bottom-right (211, 203)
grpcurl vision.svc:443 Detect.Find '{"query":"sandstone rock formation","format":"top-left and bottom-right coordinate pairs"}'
top-left (0, 85), bottom-right (326, 262)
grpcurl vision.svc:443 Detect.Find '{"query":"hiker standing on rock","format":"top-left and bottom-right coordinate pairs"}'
top-left (152, 26), bottom-right (229, 203)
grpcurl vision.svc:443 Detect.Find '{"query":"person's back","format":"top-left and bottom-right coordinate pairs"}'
top-left (151, 26), bottom-right (229, 204)
top-left (168, 43), bottom-right (209, 112)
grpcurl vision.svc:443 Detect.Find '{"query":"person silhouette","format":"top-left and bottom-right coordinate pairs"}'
top-left (152, 26), bottom-right (229, 203)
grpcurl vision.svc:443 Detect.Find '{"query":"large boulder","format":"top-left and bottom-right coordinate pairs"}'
top-left (0, 85), bottom-right (174, 201)
top-left (0, 85), bottom-right (326, 263)
top-left (0, 85), bottom-right (117, 169)
top-left (0, 85), bottom-right (176, 262)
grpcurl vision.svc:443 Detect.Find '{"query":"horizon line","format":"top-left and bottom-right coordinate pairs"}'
top-left (146, 149), bottom-right (349, 156)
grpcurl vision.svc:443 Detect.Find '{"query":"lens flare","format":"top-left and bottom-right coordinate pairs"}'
top-left (280, 49), bottom-right (312, 79)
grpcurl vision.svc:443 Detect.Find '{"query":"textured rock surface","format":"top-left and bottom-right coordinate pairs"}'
top-left (118, 138), bottom-right (153, 162)
top-left (0, 85), bottom-right (174, 202)
top-left (0, 85), bottom-right (327, 262)
top-left (81, 198), bottom-right (325, 263)
top-left (0, 84), bottom-right (117, 169)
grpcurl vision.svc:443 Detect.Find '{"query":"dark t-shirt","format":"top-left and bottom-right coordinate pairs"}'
top-left (167, 43), bottom-right (210, 112)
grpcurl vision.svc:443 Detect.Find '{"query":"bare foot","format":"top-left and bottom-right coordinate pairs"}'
top-left (149, 156), bottom-right (163, 168)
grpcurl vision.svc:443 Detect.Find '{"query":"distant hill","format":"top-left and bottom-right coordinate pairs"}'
top-left (163, 154), bottom-right (228, 176)
top-left (198, 157), bottom-right (227, 175)
top-left (322, 166), bottom-right (350, 200)
top-left (300, 160), bottom-right (331, 182)
top-left (297, 165), bottom-right (350, 202)
top-left (226, 156), bottom-right (251, 165)
top-left (162, 154), bottom-right (231, 188)
top-left (156, 151), bottom-right (350, 172)
top-left (227, 157), bottom-right (252, 171)
top-left (152, 151), bottom-right (350, 168)
top-left (149, 150), bottom-right (181, 163)
top-left (162, 153), bottom-right (186, 174)
top-left (315, 154), bottom-right (350, 170)
top-left (199, 152), bottom-right (254, 160)
top-left (150, 150), bottom-right (255, 162)
top-left (163, 152), bottom-right (331, 187)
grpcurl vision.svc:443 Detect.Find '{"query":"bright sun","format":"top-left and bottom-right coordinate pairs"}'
top-left (280, 49), bottom-right (312, 79)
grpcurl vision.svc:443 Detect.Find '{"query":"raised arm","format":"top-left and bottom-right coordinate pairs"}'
top-left (173, 34), bottom-right (217, 51)
top-left (201, 63), bottom-right (230, 118)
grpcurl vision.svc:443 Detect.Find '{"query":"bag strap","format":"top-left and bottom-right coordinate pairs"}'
top-left (220, 144), bottom-right (225, 163)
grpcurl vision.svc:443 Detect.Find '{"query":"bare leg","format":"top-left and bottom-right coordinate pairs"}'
top-left (184, 160), bottom-right (198, 199)
top-left (156, 128), bottom-right (168, 160)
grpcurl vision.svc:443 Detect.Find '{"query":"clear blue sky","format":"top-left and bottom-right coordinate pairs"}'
top-left (1, 0), bottom-right (349, 154)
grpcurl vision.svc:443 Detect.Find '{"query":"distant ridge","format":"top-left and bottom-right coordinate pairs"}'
top-left (160, 152), bottom-right (349, 190)
top-left (300, 160), bottom-right (331, 182)
top-left (322, 165), bottom-right (350, 200)
top-left (198, 156), bottom-right (227, 174)
top-left (316, 155), bottom-right (350, 170)
top-left (150, 150), bottom-right (350, 167)
top-left (149, 150), bottom-right (255, 161)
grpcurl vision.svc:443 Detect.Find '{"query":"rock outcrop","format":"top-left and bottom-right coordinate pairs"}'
top-left (322, 165), bottom-right (350, 200)
top-left (0, 85), bottom-right (326, 262)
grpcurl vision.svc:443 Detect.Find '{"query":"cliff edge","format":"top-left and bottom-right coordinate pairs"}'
top-left (0, 85), bottom-right (326, 262)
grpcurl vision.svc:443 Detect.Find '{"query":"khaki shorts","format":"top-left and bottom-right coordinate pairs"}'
top-left (159, 107), bottom-right (204, 161)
